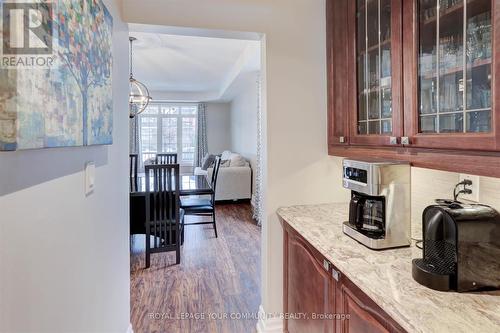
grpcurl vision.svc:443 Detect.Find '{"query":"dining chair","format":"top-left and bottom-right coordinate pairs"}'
top-left (144, 163), bottom-right (184, 268)
top-left (130, 154), bottom-right (138, 190)
top-left (155, 153), bottom-right (178, 164)
top-left (180, 156), bottom-right (221, 238)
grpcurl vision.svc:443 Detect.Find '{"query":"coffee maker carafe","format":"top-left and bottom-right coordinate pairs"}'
top-left (349, 193), bottom-right (385, 236)
top-left (343, 159), bottom-right (411, 249)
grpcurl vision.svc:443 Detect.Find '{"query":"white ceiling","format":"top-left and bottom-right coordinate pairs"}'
top-left (130, 32), bottom-right (261, 101)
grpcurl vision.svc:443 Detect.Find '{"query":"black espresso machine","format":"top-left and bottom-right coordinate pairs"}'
top-left (412, 201), bottom-right (500, 292)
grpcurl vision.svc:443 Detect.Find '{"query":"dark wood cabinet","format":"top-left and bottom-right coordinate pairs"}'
top-left (284, 224), bottom-right (336, 333)
top-left (327, 0), bottom-right (500, 177)
top-left (347, 0), bottom-right (404, 147)
top-left (327, 0), bottom-right (350, 146)
top-left (403, 0), bottom-right (500, 151)
top-left (338, 276), bottom-right (405, 333)
top-left (341, 289), bottom-right (388, 333)
top-left (282, 219), bottom-right (406, 333)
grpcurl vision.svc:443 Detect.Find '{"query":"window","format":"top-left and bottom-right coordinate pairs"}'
top-left (139, 103), bottom-right (198, 166)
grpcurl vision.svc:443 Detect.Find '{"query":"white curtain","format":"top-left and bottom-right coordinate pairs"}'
top-left (196, 103), bottom-right (208, 167)
top-left (253, 75), bottom-right (263, 226)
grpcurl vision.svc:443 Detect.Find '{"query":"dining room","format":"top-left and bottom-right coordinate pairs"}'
top-left (127, 29), bottom-right (263, 333)
top-left (129, 152), bottom-right (222, 266)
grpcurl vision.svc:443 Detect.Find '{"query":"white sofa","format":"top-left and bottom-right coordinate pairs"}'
top-left (194, 151), bottom-right (252, 201)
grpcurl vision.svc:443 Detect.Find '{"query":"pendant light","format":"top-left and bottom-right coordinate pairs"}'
top-left (129, 37), bottom-right (152, 118)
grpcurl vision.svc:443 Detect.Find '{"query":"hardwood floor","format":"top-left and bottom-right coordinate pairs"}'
top-left (130, 202), bottom-right (261, 333)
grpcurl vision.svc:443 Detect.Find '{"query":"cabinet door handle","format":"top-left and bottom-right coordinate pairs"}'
top-left (339, 136), bottom-right (346, 144)
top-left (401, 137), bottom-right (410, 145)
top-left (323, 259), bottom-right (330, 271)
top-left (332, 268), bottom-right (340, 282)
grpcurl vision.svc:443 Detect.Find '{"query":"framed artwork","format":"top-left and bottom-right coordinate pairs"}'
top-left (0, 0), bottom-right (113, 151)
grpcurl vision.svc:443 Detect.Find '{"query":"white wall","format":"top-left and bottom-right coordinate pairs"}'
top-left (0, 1), bottom-right (131, 332)
top-left (205, 102), bottom-right (232, 154)
top-left (122, 0), bottom-right (350, 321)
top-left (229, 71), bottom-right (259, 191)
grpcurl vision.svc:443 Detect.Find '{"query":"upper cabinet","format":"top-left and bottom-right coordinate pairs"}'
top-left (327, 0), bottom-right (350, 145)
top-left (327, 0), bottom-right (500, 175)
top-left (403, 0), bottom-right (498, 150)
top-left (419, 0), bottom-right (492, 134)
top-left (348, 0), bottom-right (403, 146)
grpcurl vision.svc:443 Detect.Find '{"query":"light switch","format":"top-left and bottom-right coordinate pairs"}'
top-left (85, 162), bottom-right (96, 196)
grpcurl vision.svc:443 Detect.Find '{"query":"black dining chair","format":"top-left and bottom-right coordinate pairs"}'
top-left (180, 156), bottom-right (221, 238)
top-left (144, 163), bottom-right (184, 268)
top-left (130, 154), bottom-right (138, 190)
top-left (155, 153), bottom-right (178, 164)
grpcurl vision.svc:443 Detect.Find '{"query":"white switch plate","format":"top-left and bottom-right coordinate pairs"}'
top-left (85, 162), bottom-right (96, 196)
top-left (458, 174), bottom-right (480, 202)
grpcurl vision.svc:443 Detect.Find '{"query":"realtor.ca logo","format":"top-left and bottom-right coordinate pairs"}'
top-left (2, 2), bottom-right (55, 68)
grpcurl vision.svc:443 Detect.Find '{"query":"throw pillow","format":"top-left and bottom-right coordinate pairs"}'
top-left (221, 150), bottom-right (232, 161)
top-left (202, 154), bottom-right (215, 170)
top-left (229, 153), bottom-right (247, 167)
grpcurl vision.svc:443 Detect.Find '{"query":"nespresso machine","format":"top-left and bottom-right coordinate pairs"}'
top-left (343, 158), bottom-right (411, 249)
top-left (412, 201), bottom-right (500, 292)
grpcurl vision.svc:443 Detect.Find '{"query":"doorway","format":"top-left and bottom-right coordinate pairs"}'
top-left (128, 25), bottom-right (266, 333)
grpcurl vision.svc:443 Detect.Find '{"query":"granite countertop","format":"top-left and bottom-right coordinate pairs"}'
top-left (277, 203), bottom-right (500, 333)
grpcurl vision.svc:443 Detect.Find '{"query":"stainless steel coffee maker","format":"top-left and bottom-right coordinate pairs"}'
top-left (343, 158), bottom-right (411, 249)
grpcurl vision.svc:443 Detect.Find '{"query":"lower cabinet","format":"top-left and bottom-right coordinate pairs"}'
top-left (284, 226), bottom-right (335, 333)
top-left (283, 221), bottom-right (406, 333)
top-left (338, 278), bottom-right (405, 333)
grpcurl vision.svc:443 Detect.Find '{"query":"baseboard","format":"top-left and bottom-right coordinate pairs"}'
top-left (256, 305), bottom-right (284, 333)
top-left (126, 323), bottom-right (134, 333)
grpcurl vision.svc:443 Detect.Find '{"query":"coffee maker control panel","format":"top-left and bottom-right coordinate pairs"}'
top-left (344, 167), bottom-right (368, 184)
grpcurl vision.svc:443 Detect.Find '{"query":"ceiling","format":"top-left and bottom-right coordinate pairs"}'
top-left (130, 32), bottom-right (261, 101)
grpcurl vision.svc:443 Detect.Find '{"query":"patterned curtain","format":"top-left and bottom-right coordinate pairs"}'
top-left (130, 116), bottom-right (142, 170)
top-left (196, 103), bottom-right (208, 167)
top-left (253, 75), bottom-right (263, 226)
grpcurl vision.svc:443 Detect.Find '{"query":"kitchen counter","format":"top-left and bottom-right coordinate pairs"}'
top-left (277, 203), bottom-right (500, 333)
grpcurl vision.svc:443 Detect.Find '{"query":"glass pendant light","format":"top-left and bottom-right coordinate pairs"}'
top-left (129, 37), bottom-right (152, 118)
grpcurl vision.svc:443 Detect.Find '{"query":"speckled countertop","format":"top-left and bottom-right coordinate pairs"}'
top-left (277, 203), bottom-right (500, 333)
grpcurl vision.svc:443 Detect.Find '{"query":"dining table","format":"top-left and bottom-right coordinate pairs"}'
top-left (130, 173), bottom-right (213, 197)
top-left (129, 173), bottom-right (213, 235)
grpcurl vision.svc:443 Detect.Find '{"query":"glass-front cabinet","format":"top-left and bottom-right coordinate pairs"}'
top-left (330, 0), bottom-right (499, 152)
top-left (406, 0), bottom-right (498, 150)
top-left (349, 0), bottom-right (402, 145)
top-left (418, 0), bottom-right (492, 133)
top-left (328, 0), bottom-right (500, 173)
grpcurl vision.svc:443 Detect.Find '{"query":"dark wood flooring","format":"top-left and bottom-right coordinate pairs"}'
top-left (130, 202), bottom-right (261, 333)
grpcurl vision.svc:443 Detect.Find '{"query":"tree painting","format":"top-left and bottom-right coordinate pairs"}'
top-left (56, 0), bottom-right (113, 145)
top-left (0, 70), bottom-right (17, 150)
top-left (0, 0), bottom-right (113, 150)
